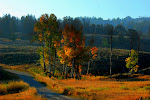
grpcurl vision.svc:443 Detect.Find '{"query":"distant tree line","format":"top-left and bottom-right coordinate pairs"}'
top-left (0, 14), bottom-right (36, 40)
top-left (77, 16), bottom-right (150, 35)
top-left (0, 14), bottom-right (150, 40)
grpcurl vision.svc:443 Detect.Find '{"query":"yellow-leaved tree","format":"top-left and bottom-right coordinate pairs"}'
top-left (125, 49), bottom-right (139, 73)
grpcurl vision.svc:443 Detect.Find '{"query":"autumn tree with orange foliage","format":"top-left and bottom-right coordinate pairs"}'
top-left (87, 46), bottom-right (98, 75)
top-left (57, 23), bottom-right (98, 79)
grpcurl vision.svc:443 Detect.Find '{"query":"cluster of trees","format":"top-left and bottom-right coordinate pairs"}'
top-left (34, 13), bottom-right (142, 77)
top-left (33, 14), bottom-right (98, 79)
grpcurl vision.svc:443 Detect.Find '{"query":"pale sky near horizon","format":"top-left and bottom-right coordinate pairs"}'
top-left (0, 0), bottom-right (150, 19)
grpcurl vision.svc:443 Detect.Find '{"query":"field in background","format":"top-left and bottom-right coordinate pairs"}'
top-left (85, 34), bottom-right (150, 52)
top-left (1, 37), bottom-right (150, 75)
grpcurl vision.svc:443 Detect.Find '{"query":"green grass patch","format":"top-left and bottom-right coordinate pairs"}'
top-left (120, 86), bottom-right (129, 90)
top-left (143, 86), bottom-right (150, 90)
top-left (89, 87), bottom-right (110, 91)
top-left (66, 86), bottom-right (75, 91)
top-left (29, 67), bottom-right (43, 74)
top-left (131, 87), bottom-right (140, 90)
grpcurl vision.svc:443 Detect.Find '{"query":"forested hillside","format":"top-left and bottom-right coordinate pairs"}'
top-left (1, 14), bottom-right (150, 40)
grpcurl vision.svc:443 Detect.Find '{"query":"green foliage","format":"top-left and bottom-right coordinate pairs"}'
top-left (102, 37), bottom-right (109, 47)
top-left (29, 67), bottom-right (43, 74)
top-left (37, 46), bottom-right (50, 68)
top-left (34, 13), bottom-right (61, 75)
top-left (54, 69), bottom-right (61, 77)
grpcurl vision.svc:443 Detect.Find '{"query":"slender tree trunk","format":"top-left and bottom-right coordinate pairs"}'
top-left (63, 63), bottom-right (65, 75)
top-left (49, 43), bottom-right (51, 77)
top-left (71, 57), bottom-right (75, 78)
top-left (130, 39), bottom-right (133, 54)
top-left (42, 42), bottom-right (46, 72)
top-left (65, 64), bottom-right (67, 78)
top-left (53, 49), bottom-right (56, 76)
top-left (77, 64), bottom-right (81, 80)
top-left (87, 60), bottom-right (90, 75)
top-left (137, 36), bottom-right (140, 55)
top-left (110, 36), bottom-right (112, 76)
top-left (129, 39), bottom-right (133, 72)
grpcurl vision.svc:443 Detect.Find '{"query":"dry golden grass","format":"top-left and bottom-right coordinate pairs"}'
top-left (0, 81), bottom-right (29, 95)
top-left (1, 64), bottom-right (150, 100)
top-left (0, 64), bottom-right (31, 72)
top-left (0, 87), bottom-right (45, 100)
top-left (33, 73), bottom-right (150, 100)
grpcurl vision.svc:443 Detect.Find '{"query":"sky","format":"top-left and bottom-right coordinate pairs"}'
top-left (0, 0), bottom-right (150, 20)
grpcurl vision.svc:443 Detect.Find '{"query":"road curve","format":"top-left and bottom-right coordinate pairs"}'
top-left (4, 69), bottom-right (76, 100)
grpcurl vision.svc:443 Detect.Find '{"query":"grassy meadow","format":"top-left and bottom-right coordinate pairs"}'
top-left (0, 37), bottom-right (150, 100)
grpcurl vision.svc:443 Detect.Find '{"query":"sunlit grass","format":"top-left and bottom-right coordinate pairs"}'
top-left (1, 64), bottom-right (150, 100)
top-left (0, 81), bottom-right (29, 95)
top-left (0, 75), bottom-right (45, 99)
top-left (0, 87), bottom-right (45, 100)
top-left (32, 72), bottom-right (150, 100)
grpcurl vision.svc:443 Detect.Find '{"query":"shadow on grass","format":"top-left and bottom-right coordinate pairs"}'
top-left (0, 53), bottom-right (39, 66)
top-left (0, 66), bottom-right (20, 81)
top-left (111, 74), bottom-right (150, 81)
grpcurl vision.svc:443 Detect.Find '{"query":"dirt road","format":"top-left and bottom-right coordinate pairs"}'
top-left (4, 69), bottom-right (76, 100)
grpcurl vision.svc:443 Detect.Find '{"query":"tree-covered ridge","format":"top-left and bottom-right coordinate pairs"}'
top-left (0, 14), bottom-right (150, 40)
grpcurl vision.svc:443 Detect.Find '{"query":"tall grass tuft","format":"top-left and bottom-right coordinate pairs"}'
top-left (0, 81), bottom-right (29, 95)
